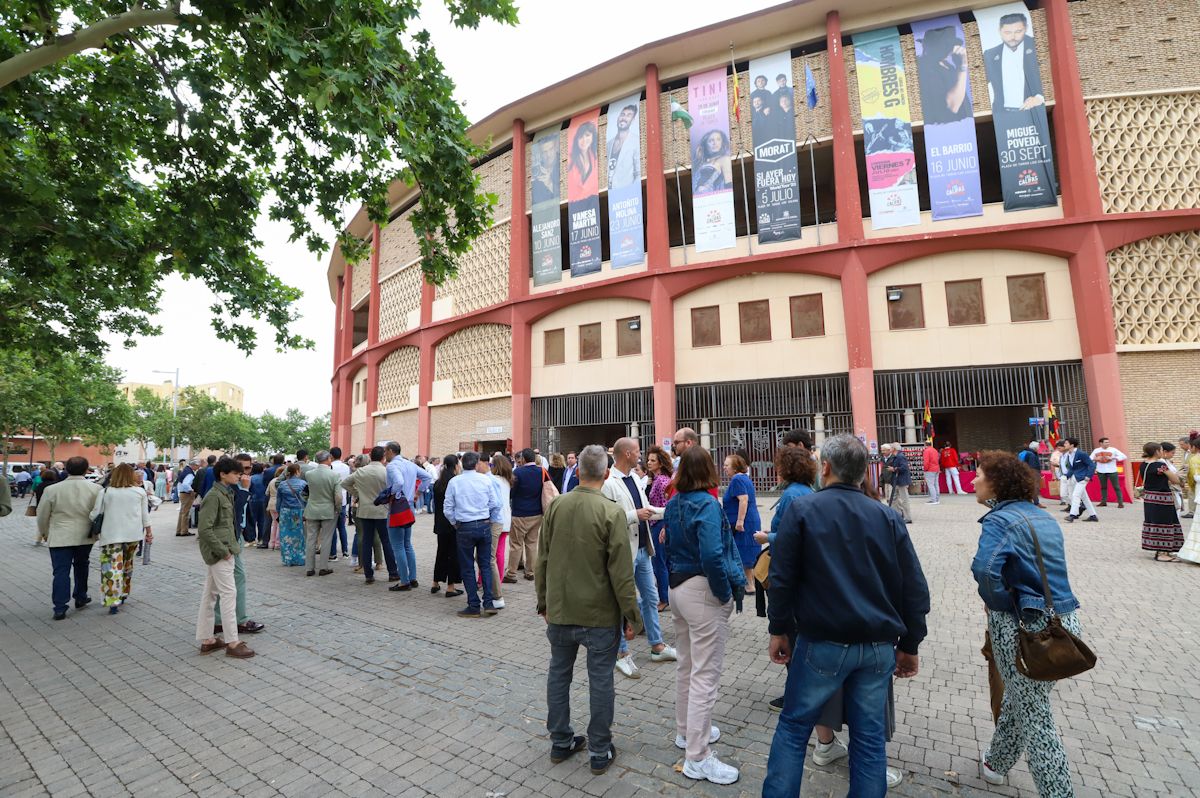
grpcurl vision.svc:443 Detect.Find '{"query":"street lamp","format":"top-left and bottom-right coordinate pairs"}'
top-left (152, 368), bottom-right (179, 464)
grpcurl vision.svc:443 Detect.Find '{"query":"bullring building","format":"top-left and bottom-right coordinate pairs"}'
top-left (327, 0), bottom-right (1200, 492)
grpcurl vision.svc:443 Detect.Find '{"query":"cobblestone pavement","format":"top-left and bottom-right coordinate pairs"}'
top-left (1, 492), bottom-right (1198, 798)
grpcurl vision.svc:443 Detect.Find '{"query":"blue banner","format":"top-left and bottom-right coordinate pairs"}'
top-left (605, 94), bottom-right (645, 268)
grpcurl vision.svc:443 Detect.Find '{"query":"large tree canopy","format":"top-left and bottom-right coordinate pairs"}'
top-left (0, 0), bottom-right (515, 355)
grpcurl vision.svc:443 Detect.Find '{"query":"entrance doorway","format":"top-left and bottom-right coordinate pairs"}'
top-left (531, 388), bottom-right (656, 459)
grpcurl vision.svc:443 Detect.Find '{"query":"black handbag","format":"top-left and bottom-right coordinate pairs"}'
top-left (1011, 519), bottom-right (1096, 681)
top-left (88, 487), bottom-right (108, 538)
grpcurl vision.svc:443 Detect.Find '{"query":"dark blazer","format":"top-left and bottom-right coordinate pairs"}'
top-left (983, 37), bottom-right (1043, 110)
top-left (885, 453), bottom-right (912, 487)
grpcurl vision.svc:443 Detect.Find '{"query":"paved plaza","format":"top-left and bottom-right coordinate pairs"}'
top-left (1, 492), bottom-right (1198, 797)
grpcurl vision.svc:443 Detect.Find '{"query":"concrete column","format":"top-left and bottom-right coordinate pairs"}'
top-left (700, 418), bottom-right (711, 451)
top-left (840, 251), bottom-right (878, 444)
top-left (903, 410), bottom-right (917, 444)
top-left (813, 413), bottom-right (827, 447)
top-left (826, 11), bottom-right (864, 243)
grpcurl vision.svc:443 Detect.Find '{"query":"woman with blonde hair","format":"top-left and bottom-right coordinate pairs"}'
top-left (89, 463), bottom-right (151, 614)
top-left (489, 453), bottom-right (514, 607)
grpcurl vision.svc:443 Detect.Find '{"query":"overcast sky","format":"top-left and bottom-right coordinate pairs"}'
top-left (105, 0), bottom-right (780, 417)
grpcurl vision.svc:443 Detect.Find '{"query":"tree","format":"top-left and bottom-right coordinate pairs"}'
top-left (298, 413), bottom-right (332, 457)
top-left (37, 355), bottom-right (133, 463)
top-left (130, 386), bottom-right (177, 461)
top-left (0, 0), bottom-right (516, 356)
top-left (257, 408), bottom-right (310, 456)
top-left (0, 350), bottom-right (53, 471)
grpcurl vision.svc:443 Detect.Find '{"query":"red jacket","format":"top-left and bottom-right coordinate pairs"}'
top-left (922, 447), bottom-right (940, 472)
top-left (940, 447), bottom-right (960, 469)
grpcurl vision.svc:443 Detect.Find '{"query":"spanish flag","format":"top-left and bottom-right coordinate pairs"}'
top-left (922, 401), bottom-right (934, 445)
top-left (730, 47), bottom-right (741, 124)
top-left (1047, 398), bottom-right (1060, 446)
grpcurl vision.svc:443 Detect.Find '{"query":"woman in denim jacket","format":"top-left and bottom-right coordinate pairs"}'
top-left (971, 450), bottom-right (1080, 796)
top-left (663, 447), bottom-right (745, 786)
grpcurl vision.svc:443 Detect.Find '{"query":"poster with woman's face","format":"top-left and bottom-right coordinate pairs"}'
top-left (566, 108), bottom-right (602, 276)
top-left (686, 67), bottom-right (736, 252)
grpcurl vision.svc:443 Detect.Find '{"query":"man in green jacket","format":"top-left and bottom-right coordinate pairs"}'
top-left (302, 450), bottom-right (341, 576)
top-left (536, 444), bottom-right (641, 776)
top-left (195, 457), bottom-right (255, 659)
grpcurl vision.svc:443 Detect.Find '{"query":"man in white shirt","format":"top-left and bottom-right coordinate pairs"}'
top-left (601, 437), bottom-right (676, 679)
top-left (561, 451), bottom-right (578, 493)
top-left (1089, 437), bottom-right (1127, 508)
top-left (329, 446), bottom-right (352, 560)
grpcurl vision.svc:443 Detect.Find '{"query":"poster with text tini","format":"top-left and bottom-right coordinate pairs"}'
top-left (688, 67), bottom-right (737, 253)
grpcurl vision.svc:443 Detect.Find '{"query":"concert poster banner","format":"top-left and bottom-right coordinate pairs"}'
top-left (566, 108), bottom-right (603, 277)
top-left (854, 27), bottom-right (921, 229)
top-left (974, 2), bottom-right (1058, 210)
top-left (688, 67), bottom-right (737, 253)
top-left (748, 51), bottom-right (802, 243)
top-left (912, 16), bottom-right (984, 220)
top-left (605, 94), bottom-right (645, 268)
top-left (529, 127), bottom-right (562, 286)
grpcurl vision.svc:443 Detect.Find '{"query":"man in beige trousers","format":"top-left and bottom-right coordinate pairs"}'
top-left (302, 451), bottom-right (341, 577)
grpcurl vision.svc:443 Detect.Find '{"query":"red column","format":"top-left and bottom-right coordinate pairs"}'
top-left (645, 64), bottom-right (670, 271)
top-left (509, 119), bottom-right (529, 300)
top-left (330, 380), bottom-right (341, 447)
top-left (364, 355), bottom-right (379, 451)
top-left (417, 335), bottom-right (435, 456)
top-left (341, 262), bottom-right (355, 356)
top-left (331, 275), bottom-right (345, 433)
top-left (510, 309), bottom-right (532, 450)
top-left (826, 11), bottom-right (864, 243)
top-left (368, 224), bottom-right (381, 345)
top-left (840, 252), bottom-right (877, 444)
top-left (1043, 0), bottom-right (1103, 218)
top-left (650, 279), bottom-right (675, 441)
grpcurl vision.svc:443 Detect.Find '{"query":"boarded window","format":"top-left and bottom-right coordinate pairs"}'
top-left (544, 328), bottom-right (565, 365)
top-left (886, 284), bottom-right (924, 330)
top-left (579, 323), bottom-right (602, 361)
top-left (616, 316), bottom-right (641, 356)
top-left (789, 294), bottom-right (825, 338)
top-left (691, 306), bottom-right (721, 348)
top-left (945, 279), bottom-right (985, 326)
top-left (1007, 274), bottom-right (1049, 322)
top-left (738, 300), bottom-right (771, 343)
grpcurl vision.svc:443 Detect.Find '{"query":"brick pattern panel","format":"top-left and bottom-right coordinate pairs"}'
top-left (349, 422), bottom-right (366, 457)
top-left (479, 150), bottom-right (514, 221)
top-left (380, 207), bottom-right (421, 279)
top-left (1087, 92), bottom-right (1200, 214)
top-left (350, 256), bottom-right (370, 308)
top-left (429, 397), bottom-right (513, 459)
top-left (376, 408), bottom-right (418, 455)
top-left (435, 324), bottom-right (512, 399)
top-left (1119, 350), bottom-right (1200, 453)
top-left (1072, 0), bottom-right (1200, 96)
top-left (379, 265), bottom-right (422, 341)
top-left (377, 346), bottom-right (420, 411)
top-left (1108, 232), bottom-right (1200, 345)
top-left (434, 221), bottom-right (511, 316)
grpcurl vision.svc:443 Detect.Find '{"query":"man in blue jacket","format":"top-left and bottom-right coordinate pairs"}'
top-left (762, 434), bottom-right (930, 798)
top-left (1061, 437), bottom-right (1098, 523)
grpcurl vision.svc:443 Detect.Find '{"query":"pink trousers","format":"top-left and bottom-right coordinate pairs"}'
top-left (672, 576), bottom-right (732, 761)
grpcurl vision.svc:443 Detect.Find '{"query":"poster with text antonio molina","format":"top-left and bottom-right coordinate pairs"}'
top-left (529, 127), bottom-right (562, 286)
top-left (975, 2), bottom-right (1058, 210)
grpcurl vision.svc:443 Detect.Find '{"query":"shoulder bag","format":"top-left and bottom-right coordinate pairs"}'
top-left (540, 467), bottom-right (559, 514)
top-left (1011, 518), bottom-right (1096, 681)
top-left (88, 487), bottom-right (108, 538)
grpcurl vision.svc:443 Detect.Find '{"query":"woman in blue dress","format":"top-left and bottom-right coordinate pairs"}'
top-left (722, 453), bottom-right (762, 594)
top-left (274, 463), bottom-right (307, 566)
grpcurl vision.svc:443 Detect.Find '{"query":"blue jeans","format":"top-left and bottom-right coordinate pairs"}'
top-left (388, 524), bottom-right (416, 583)
top-left (49, 544), bottom-right (93, 614)
top-left (620, 547), bottom-right (662, 655)
top-left (248, 500), bottom-right (267, 545)
top-left (650, 521), bottom-right (669, 605)
top-left (422, 485), bottom-right (434, 513)
top-left (455, 520), bottom-right (494, 611)
top-left (359, 518), bottom-right (397, 580)
top-left (329, 505), bottom-right (349, 556)
top-left (762, 639), bottom-right (896, 798)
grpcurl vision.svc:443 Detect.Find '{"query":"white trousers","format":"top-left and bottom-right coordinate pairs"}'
top-left (196, 557), bottom-right (238, 645)
top-left (945, 467), bottom-right (964, 494)
top-left (1069, 477), bottom-right (1097, 519)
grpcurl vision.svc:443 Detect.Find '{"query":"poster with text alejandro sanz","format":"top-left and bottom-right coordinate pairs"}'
top-left (530, 127), bottom-right (563, 286)
top-left (748, 50), bottom-right (802, 243)
top-left (854, 27), bottom-right (921, 229)
top-left (975, 2), bottom-right (1058, 210)
top-left (605, 94), bottom-right (645, 268)
top-left (566, 108), bottom-right (603, 277)
top-left (912, 15), bottom-right (984, 220)
top-left (688, 67), bottom-right (737, 253)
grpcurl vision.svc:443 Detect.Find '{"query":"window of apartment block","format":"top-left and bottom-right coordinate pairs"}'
top-left (691, 306), bottom-right (721, 348)
top-left (789, 294), bottom-right (825, 338)
top-left (886, 284), bottom-right (925, 330)
top-left (616, 316), bottom-right (642, 356)
top-left (579, 322), bottom-right (602, 361)
top-left (945, 279), bottom-right (985, 326)
top-left (738, 300), bottom-right (771, 343)
top-left (1007, 274), bottom-right (1049, 322)
top-left (544, 328), bottom-right (565, 365)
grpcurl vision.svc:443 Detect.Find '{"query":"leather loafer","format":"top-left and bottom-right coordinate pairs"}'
top-left (388, 576), bottom-right (402, 582)
top-left (502, 576), bottom-right (518, 584)
top-left (53, 612), bottom-right (66, 621)
top-left (318, 569), bottom-right (333, 576)
top-left (306, 570), bottom-right (316, 576)
top-left (389, 583), bottom-right (411, 592)
top-left (75, 597), bottom-right (92, 609)
top-left (238, 621), bottom-right (265, 634)
top-left (365, 578), bottom-right (375, 585)
top-left (225, 642), bottom-right (255, 659)
top-left (200, 639), bottom-right (227, 654)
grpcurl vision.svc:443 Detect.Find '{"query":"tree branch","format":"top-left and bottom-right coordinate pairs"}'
top-left (0, 6), bottom-right (184, 88)
top-left (124, 34), bottom-right (188, 145)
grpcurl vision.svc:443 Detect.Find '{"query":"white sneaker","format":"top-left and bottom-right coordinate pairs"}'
top-left (811, 737), bottom-right (849, 766)
top-left (650, 645), bottom-right (677, 662)
top-left (675, 726), bottom-right (720, 749)
top-left (682, 753), bottom-right (739, 785)
top-left (492, 598), bottom-right (505, 609)
top-left (980, 756), bottom-right (1006, 785)
top-left (614, 654), bottom-right (640, 679)
top-left (886, 766), bottom-right (903, 787)
top-left (349, 557), bottom-right (359, 567)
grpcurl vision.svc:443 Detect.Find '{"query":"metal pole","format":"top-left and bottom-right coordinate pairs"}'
top-left (730, 44), bottom-right (753, 256)
top-left (669, 98), bottom-right (689, 265)
top-left (169, 368), bottom-right (179, 463)
top-left (807, 134), bottom-right (821, 245)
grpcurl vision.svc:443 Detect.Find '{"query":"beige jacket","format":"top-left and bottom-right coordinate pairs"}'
top-left (37, 476), bottom-right (102, 547)
top-left (601, 467), bottom-right (663, 560)
top-left (341, 462), bottom-right (389, 520)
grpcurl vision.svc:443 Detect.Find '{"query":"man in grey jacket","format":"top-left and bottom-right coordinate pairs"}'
top-left (341, 446), bottom-right (397, 584)
top-left (302, 451), bottom-right (341, 576)
top-left (36, 457), bottom-right (103, 620)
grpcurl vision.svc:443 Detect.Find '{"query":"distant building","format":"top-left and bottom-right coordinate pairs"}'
top-left (119, 380), bottom-right (244, 412)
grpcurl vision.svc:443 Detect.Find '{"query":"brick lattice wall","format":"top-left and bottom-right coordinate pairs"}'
top-left (1119, 351), bottom-right (1200, 452)
top-left (376, 409), bottom-right (419, 455)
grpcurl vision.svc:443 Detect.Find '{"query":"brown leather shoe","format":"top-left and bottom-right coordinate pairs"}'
top-left (199, 639), bottom-right (226, 654)
top-left (225, 642), bottom-right (256, 658)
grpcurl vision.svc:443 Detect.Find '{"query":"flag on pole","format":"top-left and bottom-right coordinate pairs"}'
top-left (1047, 398), bottom-right (1060, 445)
top-left (805, 63), bottom-right (818, 109)
top-left (922, 401), bottom-right (934, 444)
top-left (730, 47), bottom-right (742, 124)
top-left (670, 99), bottom-right (693, 129)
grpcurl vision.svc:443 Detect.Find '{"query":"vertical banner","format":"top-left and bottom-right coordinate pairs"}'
top-left (854, 27), bottom-right (921, 229)
top-left (605, 95), bottom-right (645, 268)
top-left (912, 16), bottom-right (984, 220)
top-left (975, 2), bottom-right (1058, 210)
top-left (688, 67), bottom-right (737, 253)
top-left (748, 51), bottom-right (802, 243)
top-left (566, 108), bottom-right (602, 276)
top-left (529, 128), bottom-right (562, 286)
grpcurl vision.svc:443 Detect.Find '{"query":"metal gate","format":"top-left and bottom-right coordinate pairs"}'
top-left (531, 388), bottom-right (656, 456)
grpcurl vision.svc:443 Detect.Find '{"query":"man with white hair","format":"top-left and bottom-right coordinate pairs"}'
top-left (881, 444), bottom-right (912, 524)
top-left (302, 451), bottom-right (342, 576)
top-left (175, 458), bottom-right (201, 537)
